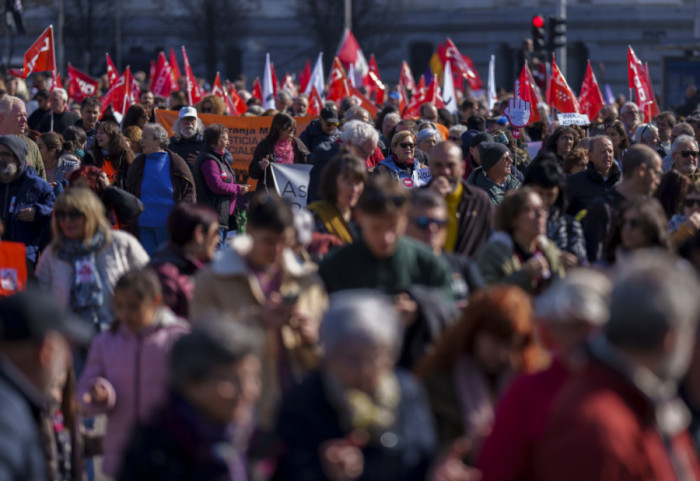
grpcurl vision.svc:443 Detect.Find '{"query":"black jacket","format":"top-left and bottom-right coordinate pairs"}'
top-left (566, 161), bottom-right (622, 216)
top-left (298, 119), bottom-right (339, 155)
top-left (582, 189), bottom-right (626, 263)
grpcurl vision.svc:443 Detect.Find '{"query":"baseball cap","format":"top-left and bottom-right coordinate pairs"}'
top-left (320, 106), bottom-right (340, 124)
top-left (178, 106), bottom-right (198, 120)
top-left (0, 288), bottom-right (93, 345)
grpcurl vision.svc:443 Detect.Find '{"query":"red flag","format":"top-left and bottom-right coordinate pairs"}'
top-left (20, 26), bottom-right (55, 78)
top-left (169, 47), bottom-right (182, 88)
top-left (399, 61), bottom-right (416, 93)
top-left (336, 29), bottom-right (369, 86)
top-left (299, 60), bottom-right (311, 93)
top-left (404, 75), bottom-right (427, 118)
top-left (181, 46), bottom-right (204, 105)
top-left (398, 85), bottom-right (407, 116)
top-left (270, 61), bottom-right (279, 96)
top-left (364, 54), bottom-right (385, 105)
top-left (150, 52), bottom-right (176, 98)
top-left (327, 57), bottom-right (350, 104)
top-left (227, 80), bottom-right (247, 115)
top-left (105, 53), bottom-right (119, 88)
top-left (517, 63), bottom-right (543, 125)
top-left (444, 38), bottom-right (483, 90)
top-left (281, 73), bottom-right (297, 96)
top-left (424, 77), bottom-right (445, 109)
top-left (348, 86), bottom-right (379, 119)
top-left (252, 77), bottom-right (262, 102)
top-left (627, 46), bottom-right (656, 122)
top-left (67, 63), bottom-right (98, 104)
top-left (211, 72), bottom-right (226, 100)
top-left (100, 66), bottom-right (135, 115)
top-left (644, 62), bottom-right (660, 120)
top-left (308, 85), bottom-right (323, 116)
top-left (578, 60), bottom-right (605, 121)
top-left (50, 70), bottom-right (62, 91)
top-left (546, 56), bottom-right (580, 114)
top-left (149, 60), bottom-right (155, 86)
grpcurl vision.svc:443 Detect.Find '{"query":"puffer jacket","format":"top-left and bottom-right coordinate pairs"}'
top-left (466, 167), bottom-right (521, 207)
top-left (77, 308), bottom-right (190, 476)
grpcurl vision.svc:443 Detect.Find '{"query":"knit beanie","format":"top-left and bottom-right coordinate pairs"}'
top-left (479, 142), bottom-right (510, 172)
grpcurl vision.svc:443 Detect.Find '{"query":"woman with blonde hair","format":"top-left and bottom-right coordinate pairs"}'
top-left (36, 187), bottom-right (149, 331)
top-left (375, 130), bottom-right (430, 188)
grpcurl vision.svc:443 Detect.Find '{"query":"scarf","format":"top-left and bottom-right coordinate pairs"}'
top-left (273, 139), bottom-right (294, 164)
top-left (58, 232), bottom-right (106, 326)
top-left (307, 201), bottom-right (354, 244)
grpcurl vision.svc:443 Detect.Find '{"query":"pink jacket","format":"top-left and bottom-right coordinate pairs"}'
top-left (77, 308), bottom-right (190, 476)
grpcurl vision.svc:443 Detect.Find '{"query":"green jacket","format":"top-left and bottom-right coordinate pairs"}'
top-left (476, 231), bottom-right (564, 293)
top-left (319, 236), bottom-right (454, 303)
top-left (466, 167), bottom-right (521, 206)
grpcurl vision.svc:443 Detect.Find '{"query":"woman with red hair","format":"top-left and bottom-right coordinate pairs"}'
top-left (415, 285), bottom-right (548, 460)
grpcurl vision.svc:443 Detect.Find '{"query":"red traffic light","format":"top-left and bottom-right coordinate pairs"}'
top-left (532, 15), bottom-right (545, 28)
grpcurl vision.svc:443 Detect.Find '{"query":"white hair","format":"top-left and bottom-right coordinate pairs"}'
top-left (382, 112), bottom-right (401, 128)
top-left (633, 123), bottom-right (658, 143)
top-left (52, 88), bottom-right (68, 102)
top-left (145, 123), bottom-right (170, 148)
top-left (341, 119), bottom-right (378, 146)
top-left (0, 95), bottom-right (24, 116)
top-left (672, 134), bottom-right (698, 154)
top-left (536, 269), bottom-right (611, 326)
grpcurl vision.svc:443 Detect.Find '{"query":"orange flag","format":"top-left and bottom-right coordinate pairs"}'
top-left (327, 57), bottom-right (350, 104)
top-left (20, 26), bottom-right (55, 78)
top-left (546, 56), bottom-right (580, 114)
top-left (578, 60), bottom-right (605, 121)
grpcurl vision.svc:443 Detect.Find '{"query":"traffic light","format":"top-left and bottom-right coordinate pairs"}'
top-left (531, 15), bottom-right (546, 53)
top-left (548, 16), bottom-right (567, 51)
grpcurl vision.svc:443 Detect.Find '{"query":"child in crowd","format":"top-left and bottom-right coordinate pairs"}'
top-left (77, 269), bottom-right (190, 478)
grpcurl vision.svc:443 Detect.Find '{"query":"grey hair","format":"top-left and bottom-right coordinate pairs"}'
top-left (449, 125), bottom-right (468, 138)
top-left (169, 320), bottom-right (263, 390)
top-left (0, 95), bottom-right (24, 116)
top-left (536, 269), bottom-right (612, 326)
top-left (276, 90), bottom-right (292, 102)
top-left (605, 250), bottom-right (700, 351)
top-left (672, 134), bottom-right (698, 154)
top-left (172, 117), bottom-right (205, 140)
top-left (344, 106), bottom-right (369, 123)
top-left (341, 119), bottom-right (378, 146)
top-left (417, 128), bottom-right (440, 144)
top-left (320, 290), bottom-right (402, 358)
top-left (382, 112), bottom-right (401, 128)
top-left (633, 123), bottom-right (658, 143)
top-left (620, 101), bottom-right (639, 115)
top-left (52, 88), bottom-right (68, 102)
top-left (145, 123), bottom-right (170, 148)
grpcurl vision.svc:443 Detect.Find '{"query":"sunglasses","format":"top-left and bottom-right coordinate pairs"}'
top-left (55, 209), bottom-right (84, 221)
top-left (398, 142), bottom-right (415, 149)
top-left (685, 198), bottom-right (700, 208)
top-left (412, 216), bottom-right (447, 229)
top-left (681, 150), bottom-right (700, 158)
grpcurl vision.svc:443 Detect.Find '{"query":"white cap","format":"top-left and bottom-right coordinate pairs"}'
top-left (178, 106), bottom-right (198, 120)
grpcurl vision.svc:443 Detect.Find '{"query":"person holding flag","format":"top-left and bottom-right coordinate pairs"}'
top-left (37, 88), bottom-right (79, 134)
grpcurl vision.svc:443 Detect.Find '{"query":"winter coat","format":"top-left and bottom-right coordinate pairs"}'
top-left (298, 118), bottom-right (340, 154)
top-left (566, 161), bottom-right (622, 216)
top-left (547, 211), bottom-right (587, 264)
top-left (126, 149), bottom-right (196, 203)
top-left (193, 146), bottom-right (242, 229)
top-left (275, 370), bottom-right (437, 481)
top-left (35, 230), bottom-right (149, 326)
top-left (149, 242), bottom-right (204, 319)
top-left (466, 167), bottom-right (521, 206)
top-left (77, 309), bottom-right (190, 476)
top-left (581, 189), bottom-right (626, 263)
top-left (191, 235), bottom-right (327, 428)
top-left (0, 145), bottom-right (55, 263)
top-left (476, 231), bottom-right (564, 294)
top-left (168, 132), bottom-right (205, 166)
top-left (248, 137), bottom-right (308, 192)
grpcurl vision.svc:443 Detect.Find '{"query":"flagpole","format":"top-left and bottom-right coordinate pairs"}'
top-left (344, 0), bottom-right (352, 30)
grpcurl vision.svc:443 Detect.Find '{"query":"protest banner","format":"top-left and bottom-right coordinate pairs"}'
top-left (154, 109), bottom-right (313, 190)
top-left (557, 112), bottom-right (591, 126)
top-left (270, 163), bottom-right (313, 210)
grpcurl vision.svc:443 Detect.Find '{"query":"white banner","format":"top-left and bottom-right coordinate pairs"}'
top-left (270, 163), bottom-right (313, 210)
top-left (557, 112), bottom-right (591, 126)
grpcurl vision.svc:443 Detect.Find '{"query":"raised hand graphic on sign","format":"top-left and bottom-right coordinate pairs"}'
top-left (504, 80), bottom-right (531, 128)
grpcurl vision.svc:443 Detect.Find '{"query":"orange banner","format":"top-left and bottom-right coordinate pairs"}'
top-left (154, 109), bottom-right (313, 189)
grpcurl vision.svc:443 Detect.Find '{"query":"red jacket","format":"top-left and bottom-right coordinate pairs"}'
top-left (535, 354), bottom-right (700, 481)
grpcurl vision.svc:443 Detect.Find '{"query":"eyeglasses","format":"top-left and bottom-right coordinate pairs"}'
top-left (55, 209), bottom-right (84, 221)
top-left (622, 218), bottom-right (642, 229)
top-left (398, 142), bottom-right (415, 149)
top-left (685, 198), bottom-right (700, 208)
top-left (681, 150), bottom-right (700, 158)
top-left (412, 216), bottom-right (448, 230)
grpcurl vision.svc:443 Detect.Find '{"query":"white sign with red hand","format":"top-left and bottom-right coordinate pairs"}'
top-left (504, 80), bottom-right (531, 128)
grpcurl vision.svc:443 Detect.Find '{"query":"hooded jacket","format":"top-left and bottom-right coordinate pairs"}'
top-left (299, 118), bottom-right (340, 154)
top-left (0, 135), bottom-right (55, 262)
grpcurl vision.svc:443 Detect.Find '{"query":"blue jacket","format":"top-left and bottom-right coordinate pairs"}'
top-left (0, 138), bottom-right (55, 263)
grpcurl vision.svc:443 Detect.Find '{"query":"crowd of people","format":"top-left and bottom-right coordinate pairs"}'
top-left (2, 61), bottom-right (700, 481)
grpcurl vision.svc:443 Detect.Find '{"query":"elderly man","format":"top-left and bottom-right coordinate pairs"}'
top-left (633, 123), bottom-right (664, 158)
top-left (566, 135), bottom-right (621, 215)
top-left (0, 136), bottom-right (54, 265)
top-left (381, 112), bottom-right (400, 145)
top-left (420, 102), bottom-right (439, 124)
top-left (307, 120), bottom-right (380, 203)
top-left (0, 289), bottom-right (91, 481)
top-left (292, 94), bottom-right (308, 117)
top-left (619, 101), bottom-right (641, 139)
top-left (466, 141), bottom-right (521, 206)
top-left (583, 144), bottom-right (663, 263)
top-left (0, 96), bottom-right (45, 180)
top-left (655, 111), bottom-right (676, 155)
top-left (670, 134), bottom-right (700, 183)
top-left (536, 251), bottom-right (700, 481)
top-left (275, 90), bottom-right (293, 113)
top-left (169, 106), bottom-right (205, 167)
top-left (427, 141), bottom-right (493, 258)
top-left (37, 88), bottom-right (79, 134)
top-left (662, 122), bottom-right (695, 172)
top-left (299, 105), bottom-right (340, 154)
top-left (76, 96), bottom-right (101, 151)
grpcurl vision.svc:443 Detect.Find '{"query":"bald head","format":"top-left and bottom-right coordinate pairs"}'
top-left (429, 141), bottom-right (464, 190)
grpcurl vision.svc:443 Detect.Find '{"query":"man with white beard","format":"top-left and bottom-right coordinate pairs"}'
top-left (536, 251), bottom-right (700, 481)
top-left (168, 106), bottom-right (206, 168)
top-left (671, 134), bottom-right (700, 184)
